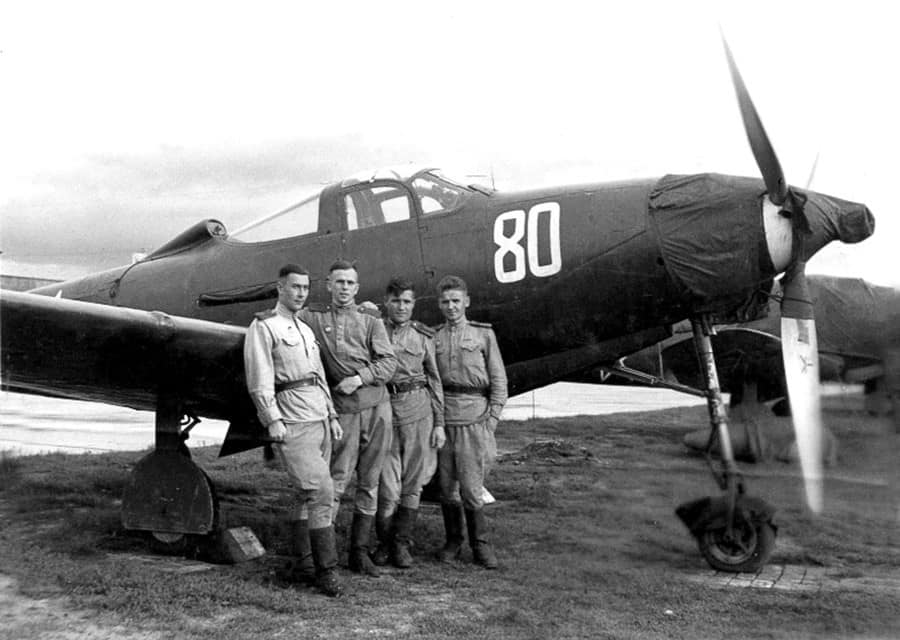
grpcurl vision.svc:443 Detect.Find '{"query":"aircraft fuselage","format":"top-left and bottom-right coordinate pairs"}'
top-left (31, 168), bottom-right (871, 397)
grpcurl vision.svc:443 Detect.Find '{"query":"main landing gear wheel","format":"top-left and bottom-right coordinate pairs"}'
top-left (698, 518), bottom-right (775, 573)
top-left (149, 467), bottom-right (219, 556)
top-left (122, 450), bottom-right (219, 555)
top-left (149, 440), bottom-right (196, 554)
top-left (150, 531), bottom-right (190, 555)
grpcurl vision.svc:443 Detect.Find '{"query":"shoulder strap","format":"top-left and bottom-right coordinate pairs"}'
top-left (305, 302), bottom-right (331, 313)
top-left (411, 320), bottom-right (435, 338)
top-left (253, 309), bottom-right (277, 320)
top-left (357, 305), bottom-right (382, 318)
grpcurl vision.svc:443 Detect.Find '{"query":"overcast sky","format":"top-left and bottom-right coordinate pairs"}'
top-left (1, 1), bottom-right (897, 285)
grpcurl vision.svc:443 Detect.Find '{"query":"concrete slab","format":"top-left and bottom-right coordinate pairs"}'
top-left (686, 564), bottom-right (900, 594)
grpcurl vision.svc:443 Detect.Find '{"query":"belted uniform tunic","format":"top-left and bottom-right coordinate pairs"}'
top-left (300, 302), bottom-right (397, 517)
top-left (379, 319), bottom-right (445, 513)
top-left (434, 319), bottom-right (508, 510)
top-left (243, 301), bottom-right (336, 528)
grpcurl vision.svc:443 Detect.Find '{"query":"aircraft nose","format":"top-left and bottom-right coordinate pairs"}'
top-left (802, 190), bottom-right (875, 259)
top-left (836, 201), bottom-right (875, 244)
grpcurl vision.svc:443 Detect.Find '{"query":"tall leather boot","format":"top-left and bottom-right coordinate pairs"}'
top-left (465, 508), bottom-right (498, 569)
top-left (391, 506), bottom-right (417, 568)
top-left (288, 519), bottom-right (316, 583)
top-left (348, 512), bottom-right (381, 577)
top-left (308, 525), bottom-right (343, 597)
top-left (437, 502), bottom-right (464, 563)
top-left (371, 513), bottom-right (393, 566)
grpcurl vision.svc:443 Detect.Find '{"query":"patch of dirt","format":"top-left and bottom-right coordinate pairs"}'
top-left (498, 438), bottom-right (596, 464)
top-left (0, 574), bottom-right (162, 640)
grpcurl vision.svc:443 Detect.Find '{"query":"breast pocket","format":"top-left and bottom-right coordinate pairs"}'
top-left (400, 343), bottom-right (425, 369)
top-left (280, 335), bottom-right (301, 347)
top-left (402, 343), bottom-right (425, 358)
top-left (460, 341), bottom-right (484, 368)
top-left (273, 332), bottom-right (304, 368)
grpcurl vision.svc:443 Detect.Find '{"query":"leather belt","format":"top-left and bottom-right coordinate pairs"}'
top-left (329, 382), bottom-right (383, 394)
top-left (387, 379), bottom-right (428, 395)
top-left (442, 384), bottom-right (490, 397)
top-left (275, 376), bottom-right (318, 393)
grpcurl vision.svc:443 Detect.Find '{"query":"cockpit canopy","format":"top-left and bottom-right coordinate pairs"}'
top-left (231, 166), bottom-right (481, 243)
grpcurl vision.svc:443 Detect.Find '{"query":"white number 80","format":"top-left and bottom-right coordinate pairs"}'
top-left (493, 202), bottom-right (561, 283)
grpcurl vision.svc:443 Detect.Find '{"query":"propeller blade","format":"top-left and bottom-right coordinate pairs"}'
top-left (805, 152), bottom-right (820, 190)
top-left (780, 269), bottom-right (824, 513)
top-left (721, 35), bottom-right (789, 205)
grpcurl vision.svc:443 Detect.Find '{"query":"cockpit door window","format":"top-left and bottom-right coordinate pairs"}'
top-left (343, 184), bottom-right (412, 230)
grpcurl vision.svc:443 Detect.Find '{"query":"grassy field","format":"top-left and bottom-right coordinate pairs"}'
top-left (1, 402), bottom-right (899, 639)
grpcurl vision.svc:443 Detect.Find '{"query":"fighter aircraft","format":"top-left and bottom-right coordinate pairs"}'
top-left (0, 39), bottom-right (875, 572)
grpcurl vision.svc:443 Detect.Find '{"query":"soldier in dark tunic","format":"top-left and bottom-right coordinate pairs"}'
top-left (299, 260), bottom-right (397, 577)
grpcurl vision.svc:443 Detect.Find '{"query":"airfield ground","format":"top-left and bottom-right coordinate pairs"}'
top-left (1, 398), bottom-right (898, 639)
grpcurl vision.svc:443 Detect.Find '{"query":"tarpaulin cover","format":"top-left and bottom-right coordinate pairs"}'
top-left (649, 174), bottom-right (774, 316)
top-left (806, 276), bottom-right (900, 360)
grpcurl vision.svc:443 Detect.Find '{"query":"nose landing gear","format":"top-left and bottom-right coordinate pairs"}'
top-left (676, 316), bottom-right (778, 573)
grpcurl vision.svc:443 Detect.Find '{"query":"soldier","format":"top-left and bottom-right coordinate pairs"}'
top-left (243, 264), bottom-right (344, 597)
top-left (372, 277), bottom-right (446, 568)
top-left (433, 275), bottom-right (508, 569)
top-left (299, 259), bottom-right (397, 577)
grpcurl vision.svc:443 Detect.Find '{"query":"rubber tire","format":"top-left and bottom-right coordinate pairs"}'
top-left (149, 470), bottom-right (219, 557)
top-left (771, 398), bottom-right (791, 417)
top-left (698, 519), bottom-right (776, 573)
top-left (149, 530), bottom-right (190, 555)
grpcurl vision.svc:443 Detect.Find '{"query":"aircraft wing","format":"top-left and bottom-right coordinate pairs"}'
top-left (631, 327), bottom-right (847, 402)
top-left (1, 290), bottom-right (260, 451)
top-left (657, 328), bottom-right (788, 401)
top-left (614, 276), bottom-right (899, 398)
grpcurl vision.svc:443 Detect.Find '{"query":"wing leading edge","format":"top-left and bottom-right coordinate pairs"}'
top-left (1, 290), bottom-right (261, 453)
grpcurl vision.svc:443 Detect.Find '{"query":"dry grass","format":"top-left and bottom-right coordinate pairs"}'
top-left (1, 403), bottom-right (899, 639)
top-left (0, 448), bottom-right (22, 478)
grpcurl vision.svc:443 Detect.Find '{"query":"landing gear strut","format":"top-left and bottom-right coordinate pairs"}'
top-left (676, 316), bottom-right (777, 572)
top-left (121, 395), bottom-right (218, 552)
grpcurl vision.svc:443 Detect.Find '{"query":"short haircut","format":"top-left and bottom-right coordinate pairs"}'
top-left (436, 274), bottom-right (468, 295)
top-left (329, 259), bottom-right (357, 274)
top-left (385, 276), bottom-right (416, 298)
top-left (278, 263), bottom-right (309, 279)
